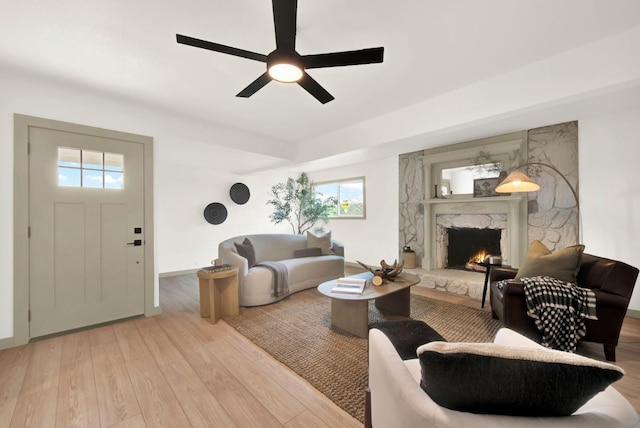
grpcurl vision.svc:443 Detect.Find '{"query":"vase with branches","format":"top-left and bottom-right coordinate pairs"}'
top-left (267, 172), bottom-right (337, 234)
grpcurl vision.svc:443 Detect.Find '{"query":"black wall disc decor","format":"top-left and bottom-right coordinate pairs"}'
top-left (203, 202), bottom-right (228, 225)
top-left (230, 182), bottom-right (250, 205)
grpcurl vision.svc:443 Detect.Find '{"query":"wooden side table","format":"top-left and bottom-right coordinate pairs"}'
top-left (197, 267), bottom-right (239, 324)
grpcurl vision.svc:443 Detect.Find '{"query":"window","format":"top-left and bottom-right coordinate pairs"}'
top-left (58, 147), bottom-right (124, 189)
top-left (314, 177), bottom-right (365, 219)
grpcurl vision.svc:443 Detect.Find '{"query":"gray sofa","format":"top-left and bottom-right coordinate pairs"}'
top-left (218, 234), bottom-right (345, 307)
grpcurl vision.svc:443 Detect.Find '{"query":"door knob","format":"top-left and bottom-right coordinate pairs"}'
top-left (127, 239), bottom-right (142, 246)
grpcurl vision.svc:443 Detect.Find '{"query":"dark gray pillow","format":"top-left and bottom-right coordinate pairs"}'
top-left (234, 237), bottom-right (256, 268)
top-left (417, 341), bottom-right (623, 416)
top-left (294, 247), bottom-right (322, 258)
top-left (370, 321), bottom-right (445, 360)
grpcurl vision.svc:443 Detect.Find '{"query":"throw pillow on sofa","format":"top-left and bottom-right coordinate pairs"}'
top-left (514, 240), bottom-right (585, 283)
top-left (417, 341), bottom-right (623, 416)
top-left (294, 247), bottom-right (323, 258)
top-left (234, 237), bottom-right (256, 268)
top-left (307, 230), bottom-right (332, 255)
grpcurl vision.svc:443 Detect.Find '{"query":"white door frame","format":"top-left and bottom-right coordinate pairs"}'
top-left (13, 114), bottom-right (158, 346)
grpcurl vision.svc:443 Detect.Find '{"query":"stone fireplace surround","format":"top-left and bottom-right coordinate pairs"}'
top-left (422, 132), bottom-right (529, 271)
top-left (399, 123), bottom-right (581, 300)
top-left (413, 196), bottom-right (526, 301)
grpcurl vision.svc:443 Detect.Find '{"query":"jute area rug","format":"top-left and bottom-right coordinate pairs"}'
top-left (224, 288), bottom-right (501, 423)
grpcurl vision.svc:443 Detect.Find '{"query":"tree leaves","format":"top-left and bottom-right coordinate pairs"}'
top-left (267, 172), bottom-right (337, 234)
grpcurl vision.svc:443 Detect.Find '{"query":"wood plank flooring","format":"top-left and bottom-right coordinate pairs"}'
top-left (0, 275), bottom-right (361, 428)
top-left (1, 274), bottom-right (638, 427)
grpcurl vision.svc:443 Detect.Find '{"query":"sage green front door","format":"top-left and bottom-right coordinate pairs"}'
top-left (28, 125), bottom-right (145, 338)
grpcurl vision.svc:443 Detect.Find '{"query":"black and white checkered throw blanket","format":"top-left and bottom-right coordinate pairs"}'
top-left (520, 276), bottom-right (597, 353)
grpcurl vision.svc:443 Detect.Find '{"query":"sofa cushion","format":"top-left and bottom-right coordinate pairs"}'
top-left (280, 255), bottom-right (344, 288)
top-left (234, 237), bottom-right (256, 268)
top-left (294, 247), bottom-right (323, 258)
top-left (417, 341), bottom-right (624, 416)
top-left (514, 240), bottom-right (585, 283)
top-left (307, 230), bottom-right (332, 255)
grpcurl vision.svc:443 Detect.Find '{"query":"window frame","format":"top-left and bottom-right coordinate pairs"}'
top-left (313, 176), bottom-right (366, 220)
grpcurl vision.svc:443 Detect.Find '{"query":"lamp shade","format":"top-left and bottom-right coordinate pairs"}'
top-left (495, 170), bottom-right (541, 193)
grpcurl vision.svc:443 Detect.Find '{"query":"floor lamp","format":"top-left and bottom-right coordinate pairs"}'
top-left (495, 161), bottom-right (580, 241)
top-left (495, 162), bottom-right (578, 204)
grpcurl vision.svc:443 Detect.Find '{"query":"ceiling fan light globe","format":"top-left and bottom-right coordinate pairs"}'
top-left (268, 63), bottom-right (303, 82)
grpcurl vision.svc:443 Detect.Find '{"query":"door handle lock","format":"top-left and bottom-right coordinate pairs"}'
top-left (127, 239), bottom-right (142, 246)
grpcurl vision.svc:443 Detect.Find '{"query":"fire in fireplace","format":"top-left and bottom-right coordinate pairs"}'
top-left (446, 227), bottom-right (501, 271)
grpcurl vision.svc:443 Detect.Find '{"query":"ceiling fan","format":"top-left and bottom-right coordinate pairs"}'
top-left (176, 0), bottom-right (384, 104)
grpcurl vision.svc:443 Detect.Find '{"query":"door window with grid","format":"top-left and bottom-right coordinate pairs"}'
top-left (58, 147), bottom-right (124, 189)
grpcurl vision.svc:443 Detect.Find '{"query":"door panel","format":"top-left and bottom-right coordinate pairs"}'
top-left (29, 126), bottom-right (145, 338)
top-left (54, 202), bottom-right (86, 308)
top-left (102, 203), bottom-right (130, 300)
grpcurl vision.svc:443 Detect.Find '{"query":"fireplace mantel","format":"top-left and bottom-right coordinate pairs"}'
top-left (421, 132), bottom-right (528, 270)
top-left (424, 195), bottom-right (521, 206)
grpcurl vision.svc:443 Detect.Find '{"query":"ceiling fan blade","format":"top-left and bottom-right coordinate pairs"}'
top-left (272, 0), bottom-right (297, 50)
top-left (176, 34), bottom-right (267, 62)
top-left (237, 72), bottom-right (272, 98)
top-left (297, 72), bottom-right (334, 104)
top-left (303, 47), bottom-right (384, 69)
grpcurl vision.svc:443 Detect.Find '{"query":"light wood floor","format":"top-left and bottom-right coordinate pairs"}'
top-left (1, 276), bottom-right (638, 427)
top-left (0, 275), bottom-right (361, 428)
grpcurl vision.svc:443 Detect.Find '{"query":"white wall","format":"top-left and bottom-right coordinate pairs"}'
top-left (579, 106), bottom-right (640, 311)
top-left (0, 68), bottom-right (292, 341)
top-left (308, 156), bottom-right (400, 267)
top-left (2, 69), bottom-right (639, 343)
top-left (156, 143), bottom-right (291, 273)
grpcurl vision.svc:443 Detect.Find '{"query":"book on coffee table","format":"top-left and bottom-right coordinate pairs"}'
top-left (332, 277), bottom-right (367, 294)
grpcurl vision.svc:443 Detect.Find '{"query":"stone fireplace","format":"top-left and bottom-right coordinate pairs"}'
top-left (426, 199), bottom-right (525, 269)
top-left (398, 123), bottom-right (579, 300)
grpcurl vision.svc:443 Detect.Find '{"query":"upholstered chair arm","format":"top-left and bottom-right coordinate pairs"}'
top-left (331, 240), bottom-right (345, 257)
top-left (499, 280), bottom-right (540, 340)
top-left (595, 260), bottom-right (639, 300)
top-left (218, 245), bottom-right (249, 275)
top-left (502, 279), bottom-right (525, 296)
top-left (489, 266), bottom-right (518, 283)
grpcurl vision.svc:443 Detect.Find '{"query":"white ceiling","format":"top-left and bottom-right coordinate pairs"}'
top-left (2, 0), bottom-right (640, 172)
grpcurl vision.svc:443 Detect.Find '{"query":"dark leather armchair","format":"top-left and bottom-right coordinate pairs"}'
top-left (489, 254), bottom-right (638, 361)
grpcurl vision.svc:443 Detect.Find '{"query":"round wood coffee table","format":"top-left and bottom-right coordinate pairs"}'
top-left (317, 272), bottom-right (421, 338)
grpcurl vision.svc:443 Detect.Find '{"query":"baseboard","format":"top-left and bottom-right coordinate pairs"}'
top-left (627, 308), bottom-right (640, 319)
top-left (346, 260), bottom-right (370, 269)
top-left (0, 336), bottom-right (14, 351)
top-left (146, 306), bottom-right (162, 316)
top-left (159, 268), bottom-right (199, 278)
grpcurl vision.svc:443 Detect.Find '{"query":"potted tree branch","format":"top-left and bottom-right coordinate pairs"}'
top-left (267, 172), bottom-right (336, 234)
